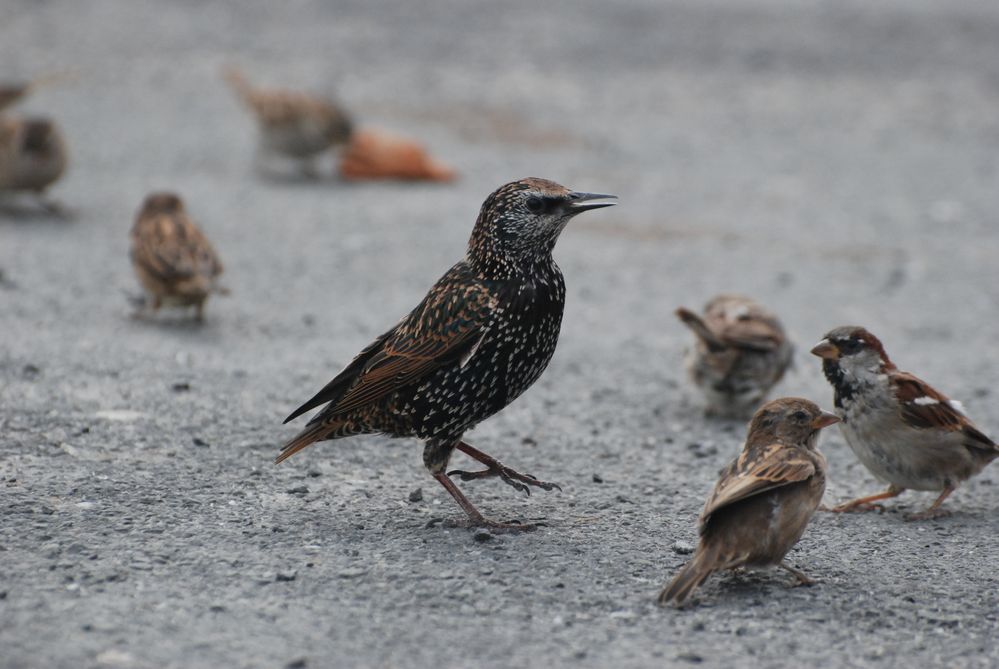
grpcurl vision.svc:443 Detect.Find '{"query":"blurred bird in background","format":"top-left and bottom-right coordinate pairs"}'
top-left (675, 294), bottom-right (794, 418)
top-left (129, 192), bottom-right (227, 321)
top-left (0, 116), bottom-right (69, 214)
top-left (223, 65), bottom-right (354, 177)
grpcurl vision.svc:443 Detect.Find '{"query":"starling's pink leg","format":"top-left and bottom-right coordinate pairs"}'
top-left (447, 441), bottom-right (562, 495)
top-left (431, 472), bottom-right (536, 531)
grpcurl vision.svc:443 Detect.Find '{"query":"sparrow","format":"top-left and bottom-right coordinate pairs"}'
top-left (659, 397), bottom-right (837, 606)
top-left (277, 178), bottom-right (616, 530)
top-left (675, 294), bottom-right (794, 417)
top-left (129, 192), bottom-right (226, 321)
top-left (0, 116), bottom-right (68, 212)
top-left (812, 326), bottom-right (998, 519)
top-left (223, 66), bottom-right (353, 174)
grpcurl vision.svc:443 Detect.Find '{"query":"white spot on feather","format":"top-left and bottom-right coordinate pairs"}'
top-left (912, 397), bottom-right (938, 406)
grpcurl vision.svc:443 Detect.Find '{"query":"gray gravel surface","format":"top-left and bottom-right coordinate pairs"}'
top-left (3, 1), bottom-right (999, 667)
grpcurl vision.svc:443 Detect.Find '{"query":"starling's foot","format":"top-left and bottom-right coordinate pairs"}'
top-left (438, 516), bottom-right (542, 532)
top-left (447, 463), bottom-right (562, 496)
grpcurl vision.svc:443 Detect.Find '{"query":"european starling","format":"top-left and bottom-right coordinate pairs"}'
top-left (0, 117), bottom-right (68, 211)
top-left (223, 66), bottom-right (353, 174)
top-left (812, 326), bottom-right (998, 519)
top-left (129, 192), bottom-right (226, 321)
top-left (675, 294), bottom-right (793, 418)
top-left (277, 178), bottom-right (616, 529)
top-left (659, 398), bottom-right (837, 606)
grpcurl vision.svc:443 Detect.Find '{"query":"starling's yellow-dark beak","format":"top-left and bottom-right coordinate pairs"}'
top-left (810, 339), bottom-right (840, 360)
top-left (565, 191), bottom-right (617, 214)
top-left (811, 411), bottom-right (840, 430)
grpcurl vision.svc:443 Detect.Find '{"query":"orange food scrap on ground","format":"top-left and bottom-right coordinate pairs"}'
top-left (338, 128), bottom-right (456, 182)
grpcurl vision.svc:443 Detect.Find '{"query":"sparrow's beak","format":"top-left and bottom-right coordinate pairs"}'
top-left (810, 339), bottom-right (840, 360)
top-left (565, 191), bottom-right (618, 214)
top-left (811, 411), bottom-right (840, 430)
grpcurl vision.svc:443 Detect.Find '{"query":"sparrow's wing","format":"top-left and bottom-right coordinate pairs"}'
top-left (700, 442), bottom-right (816, 527)
top-left (718, 315), bottom-right (784, 352)
top-left (893, 371), bottom-right (997, 452)
top-left (132, 213), bottom-right (222, 282)
top-left (285, 265), bottom-right (494, 425)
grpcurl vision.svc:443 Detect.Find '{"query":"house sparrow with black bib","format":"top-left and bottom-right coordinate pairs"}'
top-left (812, 326), bottom-right (998, 520)
top-left (659, 397), bottom-right (837, 606)
top-left (675, 294), bottom-right (794, 418)
top-left (130, 192), bottom-right (226, 321)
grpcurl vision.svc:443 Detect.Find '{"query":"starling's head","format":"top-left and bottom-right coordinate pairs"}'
top-left (747, 397), bottom-right (838, 449)
top-left (469, 178), bottom-right (616, 264)
top-left (140, 192), bottom-right (185, 216)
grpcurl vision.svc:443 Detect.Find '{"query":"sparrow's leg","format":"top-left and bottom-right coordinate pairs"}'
top-left (905, 485), bottom-right (955, 521)
top-left (829, 485), bottom-right (904, 513)
top-left (447, 440), bottom-right (562, 495)
top-left (424, 439), bottom-right (536, 532)
top-left (780, 562), bottom-right (816, 586)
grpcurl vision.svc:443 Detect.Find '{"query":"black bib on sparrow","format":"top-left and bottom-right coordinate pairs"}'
top-left (276, 177), bottom-right (616, 529)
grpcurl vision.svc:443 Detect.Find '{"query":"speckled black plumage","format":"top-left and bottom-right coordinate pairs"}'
top-left (277, 177), bottom-right (616, 528)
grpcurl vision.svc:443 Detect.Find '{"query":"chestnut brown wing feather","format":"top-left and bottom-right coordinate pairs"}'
top-left (893, 371), bottom-right (997, 452)
top-left (286, 268), bottom-right (494, 426)
top-left (700, 442), bottom-right (816, 530)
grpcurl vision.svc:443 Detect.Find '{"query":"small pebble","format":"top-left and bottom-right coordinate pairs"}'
top-left (473, 528), bottom-right (494, 543)
top-left (192, 437), bottom-right (209, 448)
top-left (592, 473), bottom-right (604, 483)
top-left (286, 485), bottom-right (309, 495)
top-left (276, 570), bottom-right (297, 582)
top-left (408, 487), bottom-right (424, 502)
top-left (672, 540), bottom-right (696, 555)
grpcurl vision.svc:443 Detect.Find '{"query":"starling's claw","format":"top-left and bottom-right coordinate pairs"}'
top-left (447, 461), bottom-right (561, 497)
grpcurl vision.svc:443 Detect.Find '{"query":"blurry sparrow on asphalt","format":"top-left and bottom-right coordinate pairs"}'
top-left (659, 397), bottom-right (837, 606)
top-left (0, 116), bottom-right (68, 213)
top-left (130, 192), bottom-right (226, 321)
top-left (812, 326), bottom-right (998, 520)
top-left (675, 294), bottom-right (794, 418)
top-left (223, 66), bottom-right (353, 175)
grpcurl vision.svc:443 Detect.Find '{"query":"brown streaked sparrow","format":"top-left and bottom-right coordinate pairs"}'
top-left (675, 294), bottom-right (794, 418)
top-left (812, 326), bottom-right (998, 520)
top-left (0, 116), bottom-right (68, 212)
top-left (659, 397), bottom-right (837, 606)
top-left (130, 192), bottom-right (226, 321)
top-left (223, 66), bottom-right (353, 174)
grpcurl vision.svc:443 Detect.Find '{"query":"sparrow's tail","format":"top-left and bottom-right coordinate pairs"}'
top-left (222, 65), bottom-right (256, 106)
top-left (658, 551), bottom-right (714, 606)
top-left (675, 307), bottom-right (726, 352)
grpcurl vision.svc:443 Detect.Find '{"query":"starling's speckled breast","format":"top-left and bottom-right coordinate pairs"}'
top-left (369, 258), bottom-right (566, 441)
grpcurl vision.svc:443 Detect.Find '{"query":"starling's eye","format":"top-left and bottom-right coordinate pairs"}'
top-left (791, 410), bottom-right (809, 423)
top-left (525, 196), bottom-right (544, 213)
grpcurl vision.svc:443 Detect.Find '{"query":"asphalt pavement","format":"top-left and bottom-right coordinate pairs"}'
top-left (2, 1), bottom-right (999, 667)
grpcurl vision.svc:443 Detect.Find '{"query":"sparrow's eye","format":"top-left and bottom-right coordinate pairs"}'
top-left (838, 339), bottom-right (862, 354)
top-left (791, 410), bottom-right (809, 423)
top-left (525, 196), bottom-right (544, 213)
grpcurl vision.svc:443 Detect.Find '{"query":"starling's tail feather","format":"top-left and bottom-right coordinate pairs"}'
top-left (675, 308), bottom-right (726, 352)
top-left (275, 422), bottom-right (329, 465)
top-left (658, 551), bottom-right (714, 606)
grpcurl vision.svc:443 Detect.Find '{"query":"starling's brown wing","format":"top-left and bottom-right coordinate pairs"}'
top-left (131, 211), bottom-right (222, 286)
top-left (285, 268), bottom-right (495, 426)
top-left (699, 442), bottom-right (816, 531)
top-left (893, 371), bottom-right (997, 454)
